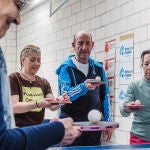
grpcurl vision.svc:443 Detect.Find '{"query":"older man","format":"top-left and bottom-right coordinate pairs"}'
top-left (0, 0), bottom-right (81, 149)
top-left (56, 31), bottom-right (112, 146)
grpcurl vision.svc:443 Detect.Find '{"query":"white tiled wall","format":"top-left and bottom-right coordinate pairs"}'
top-left (2, 0), bottom-right (150, 145)
top-left (0, 24), bottom-right (17, 74)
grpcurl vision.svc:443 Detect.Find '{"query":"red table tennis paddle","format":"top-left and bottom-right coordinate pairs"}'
top-left (85, 79), bottom-right (105, 85)
top-left (124, 104), bottom-right (144, 109)
top-left (72, 121), bottom-right (119, 131)
top-left (48, 98), bottom-right (72, 104)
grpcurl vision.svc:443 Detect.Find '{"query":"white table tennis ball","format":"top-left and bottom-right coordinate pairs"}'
top-left (135, 100), bottom-right (141, 104)
top-left (95, 76), bottom-right (101, 81)
top-left (88, 109), bottom-right (102, 124)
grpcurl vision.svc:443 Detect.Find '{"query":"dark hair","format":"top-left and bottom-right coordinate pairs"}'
top-left (141, 49), bottom-right (150, 65)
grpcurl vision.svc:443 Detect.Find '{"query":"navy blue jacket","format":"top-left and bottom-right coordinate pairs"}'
top-left (56, 55), bottom-right (111, 122)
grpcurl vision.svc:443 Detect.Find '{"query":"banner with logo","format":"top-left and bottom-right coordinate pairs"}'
top-left (105, 58), bottom-right (116, 102)
top-left (104, 39), bottom-right (116, 119)
top-left (118, 84), bottom-right (128, 106)
top-left (119, 86), bottom-right (126, 101)
top-left (105, 39), bottom-right (116, 60)
top-left (119, 34), bottom-right (133, 62)
top-left (119, 62), bottom-right (133, 84)
top-left (118, 33), bottom-right (134, 103)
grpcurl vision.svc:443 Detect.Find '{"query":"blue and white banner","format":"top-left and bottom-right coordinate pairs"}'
top-left (119, 62), bottom-right (133, 84)
top-left (119, 33), bottom-right (133, 62)
top-left (118, 84), bottom-right (128, 105)
top-left (119, 62), bottom-right (133, 85)
top-left (119, 33), bottom-right (134, 101)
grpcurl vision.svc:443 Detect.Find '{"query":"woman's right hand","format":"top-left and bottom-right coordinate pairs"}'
top-left (84, 82), bottom-right (99, 90)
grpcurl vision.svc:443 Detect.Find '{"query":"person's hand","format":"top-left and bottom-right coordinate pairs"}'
top-left (124, 102), bottom-right (141, 113)
top-left (58, 117), bottom-right (81, 146)
top-left (102, 130), bottom-right (112, 142)
top-left (57, 93), bottom-right (70, 101)
top-left (50, 118), bottom-right (59, 122)
top-left (84, 80), bottom-right (100, 90)
top-left (36, 98), bottom-right (60, 110)
top-left (48, 103), bottom-right (60, 111)
top-left (61, 93), bottom-right (69, 100)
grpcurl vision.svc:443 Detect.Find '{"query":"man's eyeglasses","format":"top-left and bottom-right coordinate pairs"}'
top-left (15, 0), bottom-right (27, 13)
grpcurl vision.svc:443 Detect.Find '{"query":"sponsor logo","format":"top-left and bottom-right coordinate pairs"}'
top-left (119, 90), bottom-right (125, 100)
top-left (120, 67), bottom-right (133, 79)
top-left (120, 45), bottom-right (133, 56)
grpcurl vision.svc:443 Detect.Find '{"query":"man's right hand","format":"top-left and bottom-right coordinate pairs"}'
top-left (85, 80), bottom-right (100, 90)
top-left (59, 117), bottom-right (81, 146)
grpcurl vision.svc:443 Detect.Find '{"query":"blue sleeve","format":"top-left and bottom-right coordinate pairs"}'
top-left (0, 122), bottom-right (64, 150)
top-left (101, 68), bottom-right (112, 121)
top-left (58, 66), bottom-right (88, 101)
top-left (0, 110), bottom-right (65, 150)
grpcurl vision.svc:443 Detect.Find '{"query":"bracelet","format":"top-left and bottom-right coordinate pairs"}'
top-left (36, 101), bottom-right (39, 108)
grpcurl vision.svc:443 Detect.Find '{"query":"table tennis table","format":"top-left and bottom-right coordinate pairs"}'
top-left (47, 144), bottom-right (150, 150)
